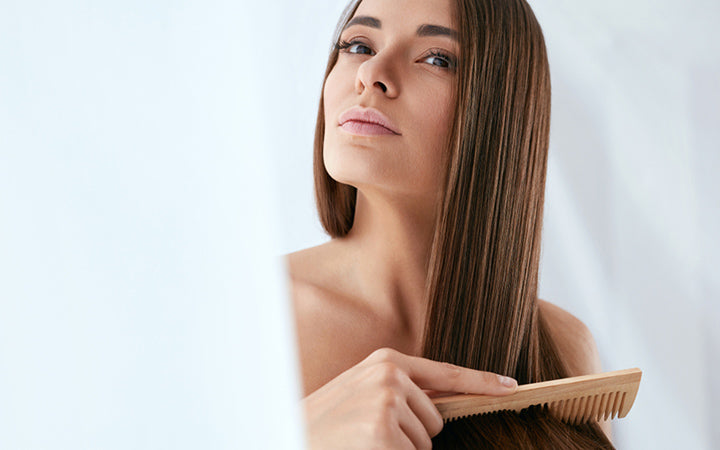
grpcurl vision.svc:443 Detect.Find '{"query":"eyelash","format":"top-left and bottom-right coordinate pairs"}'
top-left (336, 39), bottom-right (373, 55)
top-left (425, 50), bottom-right (456, 70)
top-left (335, 39), bottom-right (457, 70)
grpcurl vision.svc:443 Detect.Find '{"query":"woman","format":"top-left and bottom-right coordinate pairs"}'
top-left (287, 0), bottom-right (614, 447)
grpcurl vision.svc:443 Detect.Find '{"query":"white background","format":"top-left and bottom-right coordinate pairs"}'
top-left (272, 0), bottom-right (720, 449)
top-left (1, 0), bottom-right (718, 449)
top-left (1, 0), bottom-right (303, 449)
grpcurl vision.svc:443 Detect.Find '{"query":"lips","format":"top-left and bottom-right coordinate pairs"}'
top-left (338, 107), bottom-right (400, 136)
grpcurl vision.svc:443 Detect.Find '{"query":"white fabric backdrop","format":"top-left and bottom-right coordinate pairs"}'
top-left (5, 0), bottom-right (712, 447)
top-left (272, 1), bottom-right (720, 448)
top-left (0, 1), bottom-right (304, 448)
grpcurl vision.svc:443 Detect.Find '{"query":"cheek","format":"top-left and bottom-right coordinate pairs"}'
top-left (321, 65), bottom-right (357, 183)
top-left (416, 88), bottom-right (454, 158)
top-left (405, 85), bottom-right (455, 193)
top-left (322, 69), bottom-right (341, 148)
top-left (430, 90), bottom-right (454, 138)
top-left (323, 72), bottom-right (337, 120)
top-left (323, 64), bottom-right (350, 123)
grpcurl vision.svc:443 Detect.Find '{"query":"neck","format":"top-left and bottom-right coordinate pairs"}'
top-left (335, 189), bottom-right (438, 349)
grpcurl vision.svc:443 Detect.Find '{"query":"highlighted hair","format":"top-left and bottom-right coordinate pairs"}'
top-left (313, 0), bottom-right (613, 447)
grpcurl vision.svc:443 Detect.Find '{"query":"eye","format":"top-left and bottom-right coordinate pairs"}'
top-left (422, 50), bottom-right (457, 70)
top-left (336, 39), bottom-right (374, 56)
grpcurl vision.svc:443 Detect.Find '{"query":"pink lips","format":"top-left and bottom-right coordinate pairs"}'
top-left (338, 107), bottom-right (400, 136)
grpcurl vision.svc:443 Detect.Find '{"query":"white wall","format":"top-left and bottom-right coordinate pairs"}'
top-left (0, 1), bottom-right (304, 448)
top-left (3, 0), bottom-right (714, 447)
top-left (532, 2), bottom-right (719, 448)
top-left (273, 0), bottom-right (720, 448)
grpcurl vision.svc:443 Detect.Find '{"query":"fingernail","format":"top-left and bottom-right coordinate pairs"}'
top-left (498, 375), bottom-right (517, 388)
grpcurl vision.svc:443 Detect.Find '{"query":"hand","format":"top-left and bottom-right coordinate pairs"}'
top-left (302, 347), bottom-right (518, 450)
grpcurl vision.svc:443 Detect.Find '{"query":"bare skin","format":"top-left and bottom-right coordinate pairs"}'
top-left (290, 0), bottom-right (611, 446)
top-left (287, 246), bottom-right (613, 445)
top-left (289, 243), bottom-right (605, 395)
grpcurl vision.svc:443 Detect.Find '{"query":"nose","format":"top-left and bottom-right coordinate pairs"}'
top-left (354, 52), bottom-right (399, 98)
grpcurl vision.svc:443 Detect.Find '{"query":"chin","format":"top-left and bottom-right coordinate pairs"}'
top-left (323, 158), bottom-right (365, 189)
top-left (324, 138), bottom-right (383, 187)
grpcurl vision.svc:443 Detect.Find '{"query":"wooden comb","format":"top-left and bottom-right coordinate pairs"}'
top-left (432, 368), bottom-right (642, 424)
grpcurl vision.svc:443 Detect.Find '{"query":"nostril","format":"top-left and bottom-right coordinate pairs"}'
top-left (375, 81), bottom-right (387, 93)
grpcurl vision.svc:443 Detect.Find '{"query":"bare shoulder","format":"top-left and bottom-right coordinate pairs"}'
top-left (286, 243), bottom-right (332, 285)
top-left (285, 242), bottom-right (350, 329)
top-left (538, 299), bottom-right (602, 376)
top-left (285, 242), bottom-right (361, 314)
top-left (538, 300), bottom-right (613, 440)
top-left (285, 243), bottom-right (389, 396)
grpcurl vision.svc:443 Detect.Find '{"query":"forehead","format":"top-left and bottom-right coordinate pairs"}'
top-left (352, 0), bottom-right (455, 29)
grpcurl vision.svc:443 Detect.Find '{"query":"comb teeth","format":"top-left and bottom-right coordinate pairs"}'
top-left (547, 390), bottom-right (629, 424)
top-left (434, 368), bottom-right (642, 425)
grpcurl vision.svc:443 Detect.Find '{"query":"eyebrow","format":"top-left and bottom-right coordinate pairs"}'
top-left (417, 24), bottom-right (458, 40)
top-left (343, 15), bottom-right (458, 41)
top-left (345, 16), bottom-right (381, 29)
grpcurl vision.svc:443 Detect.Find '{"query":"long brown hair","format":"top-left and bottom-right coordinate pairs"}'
top-left (313, 0), bottom-right (613, 447)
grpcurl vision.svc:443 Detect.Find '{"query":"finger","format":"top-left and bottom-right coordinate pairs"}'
top-left (396, 395), bottom-right (434, 450)
top-left (394, 351), bottom-right (518, 395)
top-left (422, 388), bottom-right (456, 398)
top-left (418, 360), bottom-right (517, 395)
top-left (406, 381), bottom-right (444, 437)
top-left (392, 424), bottom-right (418, 450)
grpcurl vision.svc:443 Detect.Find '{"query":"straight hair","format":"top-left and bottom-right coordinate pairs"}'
top-left (313, 0), bottom-right (613, 447)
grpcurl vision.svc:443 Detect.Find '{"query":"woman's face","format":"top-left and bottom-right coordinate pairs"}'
top-left (323, 0), bottom-right (458, 203)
